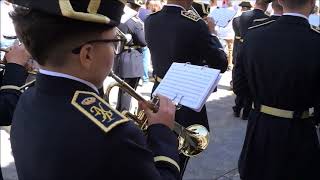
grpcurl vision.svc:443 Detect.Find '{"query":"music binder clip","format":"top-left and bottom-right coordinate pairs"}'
top-left (172, 94), bottom-right (184, 110)
top-left (184, 62), bottom-right (191, 66)
top-left (201, 65), bottom-right (209, 70)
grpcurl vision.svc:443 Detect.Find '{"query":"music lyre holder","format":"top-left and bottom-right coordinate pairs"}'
top-left (172, 94), bottom-right (184, 110)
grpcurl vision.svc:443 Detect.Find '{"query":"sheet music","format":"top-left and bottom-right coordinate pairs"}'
top-left (121, 6), bottom-right (138, 23)
top-left (153, 63), bottom-right (221, 112)
top-left (209, 8), bottom-right (236, 27)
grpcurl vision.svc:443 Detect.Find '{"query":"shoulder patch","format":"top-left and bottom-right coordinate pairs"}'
top-left (311, 25), bottom-right (320, 34)
top-left (248, 20), bottom-right (276, 30)
top-left (181, 10), bottom-right (201, 22)
top-left (71, 91), bottom-right (130, 133)
top-left (253, 18), bottom-right (268, 22)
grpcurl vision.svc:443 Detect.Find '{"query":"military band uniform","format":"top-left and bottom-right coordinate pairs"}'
top-left (0, 63), bottom-right (27, 125)
top-left (251, 14), bottom-right (281, 26)
top-left (11, 72), bottom-right (180, 180)
top-left (233, 8), bottom-right (269, 120)
top-left (114, 15), bottom-right (146, 111)
top-left (0, 63), bottom-right (27, 180)
top-left (233, 14), bottom-right (320, 180)
top-left (10, 0), bottom-right (180, 179)
top-left (231, 15), bottom-right (250, 119)
top-left (232, 16), bottom-right (241, 65)
top-left (239, 9), bottom-right (269, 42)
top-left (145, 4), bottom-right (228, 179)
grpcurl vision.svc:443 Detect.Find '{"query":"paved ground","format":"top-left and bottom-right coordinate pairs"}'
top-left (0, 70), bottom-right (247, 180)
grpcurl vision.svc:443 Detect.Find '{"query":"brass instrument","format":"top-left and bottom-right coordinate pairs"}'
top-left (1, 47), bottom-right (37, 90)
top-left (104, 71), bottom-right (210, 157)
top-left (1, 47), bottom-right (38, 75)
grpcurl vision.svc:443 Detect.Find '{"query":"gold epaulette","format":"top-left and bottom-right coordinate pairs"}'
top-left (71, 91), bottom-right (130, 133)
top-left (248, 20), bottom-right (276, 30)
top-left (310, 25), bottom-right (320, 34)
top-left (253, 18), bottom-right (268, 22)
top-left (181, 10), bottom-right (201, 22)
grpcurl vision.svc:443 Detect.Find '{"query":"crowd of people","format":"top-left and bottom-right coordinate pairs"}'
top-left (0, 0), bottom-right (319, 180)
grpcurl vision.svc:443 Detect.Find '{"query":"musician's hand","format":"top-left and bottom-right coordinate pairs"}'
top-left (139, 94), bottom-right (176, 130)
top-left (204, 17), bottom-right (217, 35)
top-left (4, 44), bottom-right (31, 67)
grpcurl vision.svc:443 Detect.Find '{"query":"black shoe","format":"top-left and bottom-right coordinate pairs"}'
top-left (232, 107), bottom-right (240, 118)
top-left (241, 110), bottom-right (250, 120)
top-left (241, 115), bottom-right (248, 120)
top-left (230, 80), bottom-right (233, 90)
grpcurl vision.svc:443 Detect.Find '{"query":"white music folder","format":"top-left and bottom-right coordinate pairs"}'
top-left (209, 7), bottom-right (236, 28)
top-left (153, 63), bottom-right (221, 112)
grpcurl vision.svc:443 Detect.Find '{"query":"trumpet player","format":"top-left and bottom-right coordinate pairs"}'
top-left (9, 0), bottom-right (180, 179)
top-left (0, 43), bottom-right (30, 180)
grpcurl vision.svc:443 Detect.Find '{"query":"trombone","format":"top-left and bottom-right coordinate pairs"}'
top-left (104, 72), bottom-right (210, 157)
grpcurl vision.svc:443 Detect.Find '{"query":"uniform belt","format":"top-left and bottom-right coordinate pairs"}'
top-left (252, 104), bottom-right (314, 119)
top-left (154, 75), bottom-right (162, 83)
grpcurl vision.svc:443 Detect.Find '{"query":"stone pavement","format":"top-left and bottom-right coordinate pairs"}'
top-left (0, 70), bottom-right (247, 180)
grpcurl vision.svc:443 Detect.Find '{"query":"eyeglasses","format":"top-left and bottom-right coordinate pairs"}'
top-left (71, 38), bottom-right (126, 55)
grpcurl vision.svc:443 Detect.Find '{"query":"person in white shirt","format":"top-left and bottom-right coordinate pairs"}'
top-left (214, 0), bottom-right (236, 70)
top-left (309, 5), bottom-right (320, 27)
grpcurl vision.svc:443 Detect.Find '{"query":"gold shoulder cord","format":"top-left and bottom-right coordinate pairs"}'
top-left (248, 20), bottom-right (276, 30)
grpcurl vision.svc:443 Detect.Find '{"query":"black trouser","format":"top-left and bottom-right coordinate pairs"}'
top-left (179, 154), bottom-right (190, 180)
top-left (152, 80), bottom-right (191, 180)
top-left (0, 167), bottom-right (3, 180)
top-left (116, 77), bottom-right (140, 112)
top-left (233, 95), bottom-right (251, 117)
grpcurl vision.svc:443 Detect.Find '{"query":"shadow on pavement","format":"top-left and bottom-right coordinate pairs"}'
top-left (183, 92), bottom-right (247, 180)
top-left (1, 82), bottom-right (247, 180)
top-left (1, 162), bottom-right (18, 180)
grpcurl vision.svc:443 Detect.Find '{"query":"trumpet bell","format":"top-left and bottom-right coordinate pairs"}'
top-left (178, 124), bottom-right (210, 157)
top-left (104, 72), bottom-right (210, 157)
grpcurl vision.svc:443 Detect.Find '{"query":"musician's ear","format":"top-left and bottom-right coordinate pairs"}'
top-left (79, 44), bottom-right (95, 70)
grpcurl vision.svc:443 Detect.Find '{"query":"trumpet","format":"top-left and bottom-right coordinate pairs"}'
top-left (104, 72), bottom-right (210, 157)
top-left (1, 47), bottom-right (39, 75)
